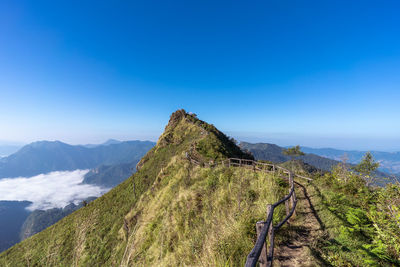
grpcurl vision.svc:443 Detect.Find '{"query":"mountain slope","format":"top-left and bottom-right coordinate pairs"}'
top-left (2, 110), bottom-right (277, 266)
top-left (0, 145), bottom-right (22, 157)
top-left (2, 111), bottom-right (399, 266)
top-left (240, 141), bottom-right (339, 171)
top-left (84, 139), bottom-right (122, 148)
top-left (301, 146), bottom-right (400, 174)
top-left (240, 142), bottom-right (397, 183)
top-left (0, 141), bottom-right (154, 253)
top-left (82, 162), bottom-right (136, 187)
top-left (19, 197), bottom-right (96, 241)
top-left (0, 201), bottom-right (31, 253)
top-left (0, 140), bottom-right (154, 179)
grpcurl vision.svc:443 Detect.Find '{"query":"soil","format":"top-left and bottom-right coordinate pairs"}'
top-left (274, 182), bottom-right (326, 267)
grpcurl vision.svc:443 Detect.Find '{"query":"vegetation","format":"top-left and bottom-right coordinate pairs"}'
top-left (122, 165), bottom-right (287, 266)
top-left (82, 162), bottom-right (137, 187)
top-left (240, 142), bottom-right (340, 172)
top-left (1, 110), bottom-right (399, 266)
top-left (283, 145), bottom-right (305, 159)
top-left (299, 146), bottom-right (400, 174)
top-left (0, 110), bottom-right (282, 266)
top-left (283, 145), bottom-right (305, 172)
top-left (19, 197), bottom-right (96, 241)
top-left (352, 151), bottom-right (380, 186)
top-left (303, 156), bottom-right (400, 266)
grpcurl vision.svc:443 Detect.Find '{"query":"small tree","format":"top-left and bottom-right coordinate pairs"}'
top-left (283, 145), bottom-right (305, 172)
top-left (333, 153), bottom-right (351, 183)
top-left (352, 152), bottom-right (379, 186)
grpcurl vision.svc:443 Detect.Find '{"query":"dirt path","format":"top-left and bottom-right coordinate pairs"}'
top-left (274, 182), bottom-right (325, 267)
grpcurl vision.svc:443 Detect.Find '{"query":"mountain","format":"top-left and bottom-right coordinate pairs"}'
top-left (0, 139), bottom-right (155, 253)
top-left (300, 146), bottom-right (400, 174)
top-left (82, 162), bottom-right (136, 187)
top-left (19, 197), bottom-right (96, 241)
top-left (102, 139), bottom-right (123, 146)
top-left (0, 110), bottom-right (271, 266)
top-left (0, 140), bottom-right (155, 179)
top-left (83, 139), bottom-right (123, 148)
top-left (240, 141), bottom-right (339, 171)
top-left (1, 110), bottom-right (399, 266)
top-left (0, 201), bottom-right (31, 252)
top-left (240, 142), bottom-right (396, 183)
top-left (0, 145), bottom-right (22, 157)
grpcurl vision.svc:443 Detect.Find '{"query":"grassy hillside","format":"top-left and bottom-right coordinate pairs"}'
top-left (0, 110), bottom-right (287, 266)
top-left (3, 110), bottom-right (398, 266)
top-left (19, 197), bottom-right (96, 241)
top-left (305, 170), bottom-right (400, 266)
top-left (277, 161), bottom-right (400, 266)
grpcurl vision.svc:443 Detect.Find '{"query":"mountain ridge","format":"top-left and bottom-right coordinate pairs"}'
top-left (239, 141), bottom-right (339, 171)
top-left (2, 110), bottom-right (399, 266)
top-left (0, 140), bottom-right (155, 179)
top-left (0, 109), bottom-right (260, 266)
top-left (240, 141), bottom-right (398, 180)
top-left (300, 146), bottom-right (400, 174)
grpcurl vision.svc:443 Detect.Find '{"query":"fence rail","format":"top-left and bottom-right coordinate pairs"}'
top-left (186, 155), bottom-right (311, 267)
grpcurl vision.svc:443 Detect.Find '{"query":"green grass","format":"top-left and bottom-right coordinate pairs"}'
top-left (123, 164), bottom-right (286, 266)
top-left (4, 110), bottom-right (398, 266)
top-left (0, 110), bottom-right (282, 266)
top-left (305, 171), bottom-right (400, 266)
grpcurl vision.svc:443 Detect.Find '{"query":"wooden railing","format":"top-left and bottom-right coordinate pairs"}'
top-left (245, 169), bottom-right (296, 267)
top-left (186, 156), bottom-right (311, 266)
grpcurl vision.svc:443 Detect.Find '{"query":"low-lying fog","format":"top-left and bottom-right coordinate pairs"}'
top-left (0, 170), bottom-right (109, 211)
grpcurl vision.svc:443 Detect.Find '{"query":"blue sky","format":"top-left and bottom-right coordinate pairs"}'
top-left (0, 0), bottom-right (399, 150)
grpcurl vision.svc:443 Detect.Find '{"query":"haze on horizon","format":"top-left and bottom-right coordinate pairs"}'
top-left (1, 1), bottom-right (399, 151)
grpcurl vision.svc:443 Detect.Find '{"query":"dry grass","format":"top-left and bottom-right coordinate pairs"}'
top-left (124, 161), bottom-right (286, 266)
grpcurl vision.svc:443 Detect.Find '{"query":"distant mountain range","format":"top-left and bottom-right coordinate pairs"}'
top-left (0, 145), bottom-right (22, 157)
top-left (82, 161), bottom-right (138, 187)
top-left (1, 137), bottom-right (398, 254)
top-left (239, 142), bottom-right (339, 171)
top-left (0, 201), bottom-right (31, 252)
top-left (0, 139), bottom-right (155, 253)
top-left (83, 139), bottom-right (123, 148)
top-left (300, 147), bottom-right (400, 174)
top-left (240, 142), bottom-right (398, 180)
top-left (0, 140), bottom-right (155, 180)
top-left (19, 197), bottom-right (97, 241)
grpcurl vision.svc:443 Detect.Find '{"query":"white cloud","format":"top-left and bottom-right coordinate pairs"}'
top-left (0, 170), bottom-right (109, 211)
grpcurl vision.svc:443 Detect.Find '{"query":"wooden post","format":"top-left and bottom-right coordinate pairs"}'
top-left (267, 228), bottom-right (274, 267)
top-left (285, 199), bottom-right (290, 217)
top-left (256, 221), bottom-right (268, 267)
top-left (292, 190), bottom-right (297, 218)
top-left (266, 205), bottom-right (273, 237)
top-left (289, 173), bottom-right (294, 207)
top-left (289, 173), bottom-right (296, 218)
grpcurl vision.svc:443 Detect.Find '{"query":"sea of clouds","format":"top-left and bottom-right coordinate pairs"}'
top-left (0, 170), bottom-right (110, 211)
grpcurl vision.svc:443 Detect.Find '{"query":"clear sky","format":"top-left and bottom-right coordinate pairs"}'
top-left (1, 0), bottom-right (399, 151)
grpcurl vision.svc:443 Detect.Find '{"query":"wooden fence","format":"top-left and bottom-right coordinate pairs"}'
top-left (187, 156), bottom-right (312, 266)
